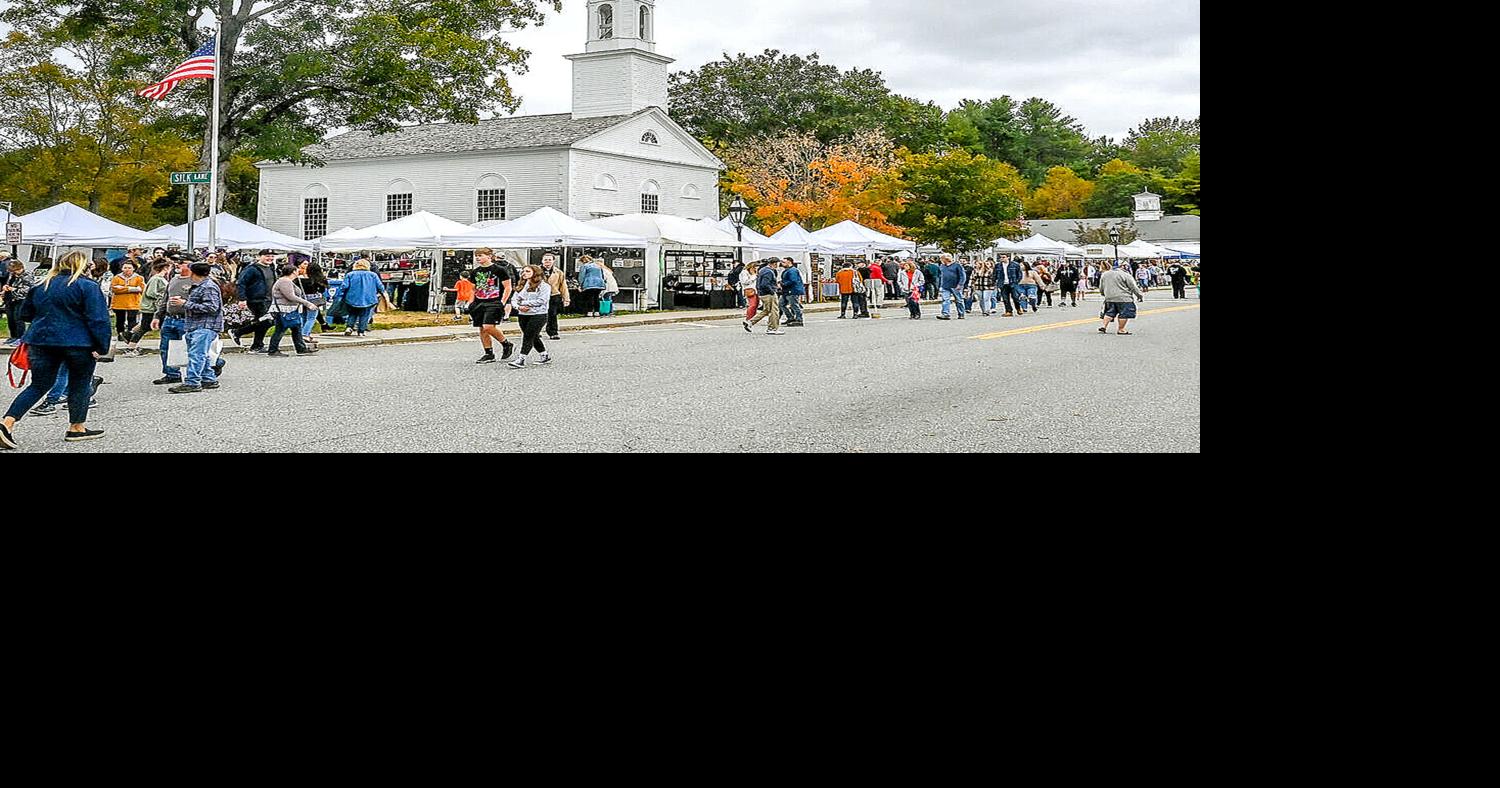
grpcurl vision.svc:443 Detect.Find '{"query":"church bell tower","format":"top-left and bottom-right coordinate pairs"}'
top-left (567, 0), bottom-right (674, 119)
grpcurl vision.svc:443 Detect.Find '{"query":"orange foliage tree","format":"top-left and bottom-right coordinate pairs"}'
top-left (722, 129), bottom-right (907, 237)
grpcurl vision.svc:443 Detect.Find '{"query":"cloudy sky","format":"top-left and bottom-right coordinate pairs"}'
top-left (506, 0), bottom-right (1200, 140)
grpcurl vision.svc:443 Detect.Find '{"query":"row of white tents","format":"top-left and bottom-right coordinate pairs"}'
top-left (11, 202), bottom-right (1197, 312)
top-left (994, 233), bottom-right (1200, 261)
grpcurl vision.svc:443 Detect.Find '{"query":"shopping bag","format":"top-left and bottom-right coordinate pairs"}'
top-left (599, 297), bottom-right (614, 317)
top-left (208, 339), bottom-right (223, 366)
top-left (166, 339), bottom-right (189, 368)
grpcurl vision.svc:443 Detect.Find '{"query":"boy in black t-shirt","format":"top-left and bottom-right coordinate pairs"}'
top-left (468, 248), bottom-right (516, 364)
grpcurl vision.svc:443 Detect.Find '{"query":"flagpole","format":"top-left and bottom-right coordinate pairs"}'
top-left (207, 18), bottom-right (223, 252)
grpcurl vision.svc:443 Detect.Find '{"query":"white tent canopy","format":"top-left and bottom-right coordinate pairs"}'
top-left (701, 217), bottom-right (806, 254)
top-left (15, 202), bottom-right (170, 248)
top-left (768, 222), bottom-right (842, 254)
top-left (588, 214), bottom-right (744, 248)
top-left (315, 211), bottom-right (474, 252)
top-left (1122, 240), bottom-right (1172, 259)
top-left (449, 206), bottom-right (648, 250)
top-left (808, 220), bottom-right (914, 253)
top-left (1160, 242), bottom-right (1201, 258)
top-left (1011, 233), bottom-right (1071, 257)
top-left (161, 212), bottom-right (313, 253)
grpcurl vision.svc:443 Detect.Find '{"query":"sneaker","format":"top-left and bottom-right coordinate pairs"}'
top-left (476, 353), bottom-right (497, 365)
top-left (538, 353), bottom-right (553, 365)
top-left (507, 356), bottom-right (527, 369)
top-left (202, 381), bottom-right (220, 390)
top-left (344, 329), bottom-right (354, 337)
top-left (30, 402), bottom-right (58, 416)
top-left (168, 385), bottom-right (203, 394)
top-left (548, 335), bottom-right (561, 341)
top-left (743, 320), bottom-right (752, 333)
top-left (767, 329), bottom-right (786, 336)
top-left (249, 347), bottom-right (268, 355)
top-left (297, 348), bottom-right (320, 355)
top-left (63, 429), bottom-right (105, 442)
top-left (231, 333), bottom-right (244, 347)
top-left (266, 351), bottom-right (290, 358)
top-left (356, 332), bottom-right (366, 338)
top-left (936, 316), bottom-right (951, 321)
top-left (214, 361), bottom-right (226, 378)
top-left (500, 342), bottom-right (516, 361)
top-left (0, 422), bottom-right (15, 450)
top-left (152, 376), bottom-right (179, 385)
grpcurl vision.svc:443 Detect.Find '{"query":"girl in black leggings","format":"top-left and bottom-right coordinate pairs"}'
top-left (508, 264), bottom-right (553, 369)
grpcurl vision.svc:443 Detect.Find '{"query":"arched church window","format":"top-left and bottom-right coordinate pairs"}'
top-left (598, 5), bottom-right (614, 40)
top-left (641, 131), bottom-right (659, 145)
top-left (640, 6), bottom-right (651, 39)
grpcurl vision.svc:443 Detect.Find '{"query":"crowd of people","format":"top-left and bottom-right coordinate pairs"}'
top-left (1, 237), bottom-right (1196, 450)
top-left (723, 253), bottom-right (1198, 330)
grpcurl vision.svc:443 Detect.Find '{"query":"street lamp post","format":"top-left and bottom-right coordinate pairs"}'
top-left (1109, 226), bottom-right (1122, 268)
top-left (728, 196), bottom-right (750, 263)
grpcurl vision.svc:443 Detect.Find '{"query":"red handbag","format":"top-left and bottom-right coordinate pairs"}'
top-left (7, 342), bottom-right (31, 388)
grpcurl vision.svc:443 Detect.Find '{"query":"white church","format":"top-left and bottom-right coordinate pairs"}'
top-left (255, 0), bottom-right (723, 240)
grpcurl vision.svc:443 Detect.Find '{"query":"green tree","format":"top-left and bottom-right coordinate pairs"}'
top-left (942, 96), bottom-right (1092, 185)
top-left (1163, 152), bottom-right (1200, 215)
top-left (1084, 159), bottom-right (1175, 218)
top-left (1123, 116), bottom-right (1200, 176)
top-left (0, 38), bottom-right (197, 224)
top-left (892, 148), bottom-right (1026, 253)
top-left (2, 0), bottom-right (564, 216)
top-left (1025, 166), bottom-right (1094, 219)
top-left (668, 50), bottom-right (944, 151)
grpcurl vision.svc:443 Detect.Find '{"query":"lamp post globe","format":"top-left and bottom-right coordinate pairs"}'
top-left (1109, 226), bottom-right (1121, 266)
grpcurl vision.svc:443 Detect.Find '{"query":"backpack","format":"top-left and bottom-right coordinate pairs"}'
top-left (7, 342), bottom-right (30, 388)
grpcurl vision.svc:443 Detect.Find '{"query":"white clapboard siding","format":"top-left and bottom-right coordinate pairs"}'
top-left (569, 150), bottom-right (718, 221)
top-left (258, 148), bottom-right (568, 239)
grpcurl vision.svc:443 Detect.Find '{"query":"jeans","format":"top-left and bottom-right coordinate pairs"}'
top-left (159, 318), bottom-right (185, 378)
top-left (749, 291), bottom-right (781, 330)
top-left (518, 314), bottom-right (548, 355)
top-left (1019, 284), bottom-right (1038, 311)
top-left (980, 290), bottom-right (997, 314)
top-left (1000, 284), bottom-right (1020, 314)
top-left (906, 291), bottom-right (922, 318)
top-left (347, 305), bottom-right (374, 333)
top-left (268, 312), bottom-right (308, 354)
top-left (6, 345), bottom-right (96, 424)
top-left (941, 287), bottom-right (967, 317)
top-left (840, 293), bottom-right (856, 317)
top-left (301, 307), bottom-right (322, 338)
top-left (184, 329), bottom-right (220, 388)
top-left (780, 293), bottom-right (803, 323)
top-left (546, 295), bottom-right (563, 337)
top-left (6, 301), bottom-right (25, 339)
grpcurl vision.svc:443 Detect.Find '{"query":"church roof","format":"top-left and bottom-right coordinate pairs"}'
top-left (299, 110), bottom-right (650, 162)
top-left (1025, 215), bottom-right (1200, 243)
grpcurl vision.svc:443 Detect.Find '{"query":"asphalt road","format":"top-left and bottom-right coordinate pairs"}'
top-left (5, 291), bottom-right (1201, 453)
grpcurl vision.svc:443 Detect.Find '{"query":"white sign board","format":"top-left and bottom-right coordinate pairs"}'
top-left (5, 222), bottom-right (21, 244)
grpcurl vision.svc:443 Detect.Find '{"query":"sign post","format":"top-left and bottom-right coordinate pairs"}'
top-left (173, 172), bottom-right (211, 252)
top-left (2, 200), bottom-right (16, 256)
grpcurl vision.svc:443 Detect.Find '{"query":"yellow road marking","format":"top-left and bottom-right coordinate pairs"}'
top-left (969, 304), bottom-right (1201, 340)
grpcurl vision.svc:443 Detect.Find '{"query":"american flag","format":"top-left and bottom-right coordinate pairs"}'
top-left (138, 37), bottom-right (216, 100)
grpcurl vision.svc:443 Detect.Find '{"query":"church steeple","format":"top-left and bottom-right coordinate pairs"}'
top-left (568, 0), bottom-right (673, 119)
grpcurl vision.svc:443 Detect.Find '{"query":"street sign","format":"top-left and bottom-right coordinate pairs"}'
top-left (5, 222), bottom-right (20, 244)
top-left (172, 172), bottom-right (212, 185)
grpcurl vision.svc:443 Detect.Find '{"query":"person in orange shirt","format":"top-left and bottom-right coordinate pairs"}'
top-left (444, 271), bottom-right (476, 322)
top-left (110, 261), bottom-right (147, 356)
top-left (835, 262), bottom-right (868, 319)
